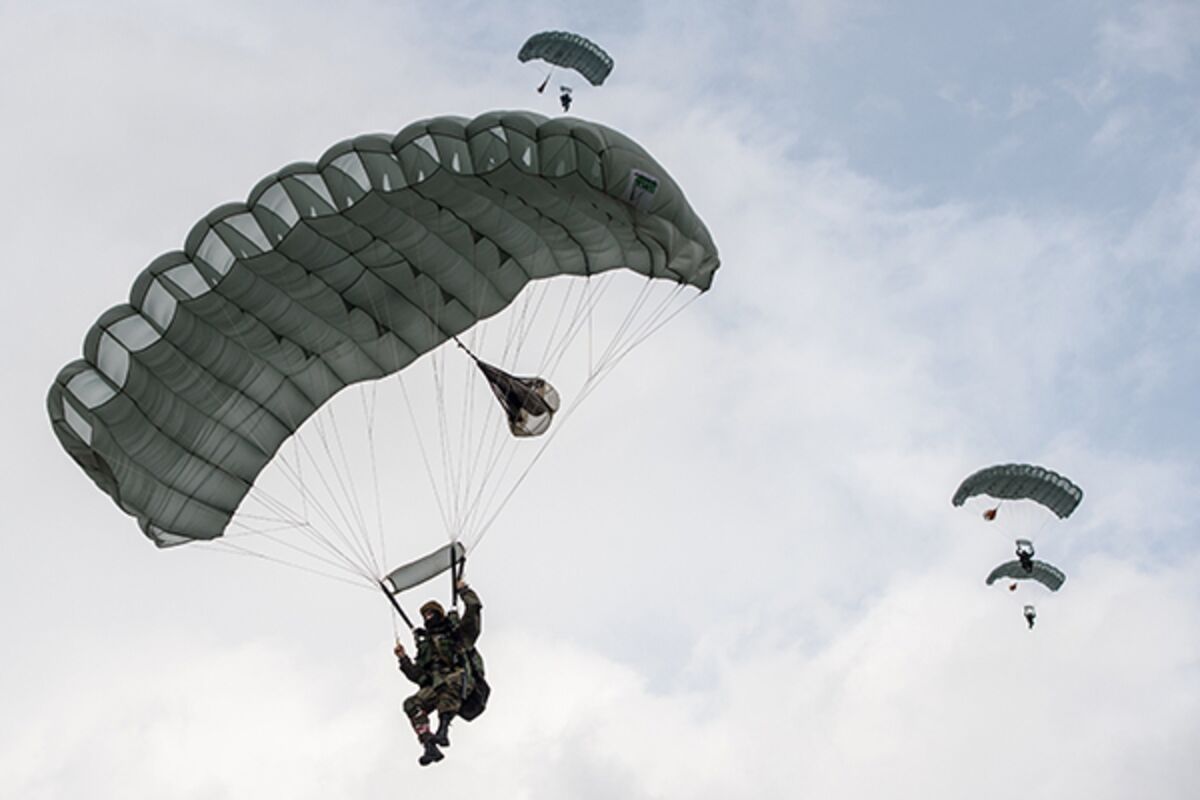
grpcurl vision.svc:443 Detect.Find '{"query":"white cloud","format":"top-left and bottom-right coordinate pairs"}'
top-left (1098, 1), bottom-right (1200, 80)
top-left (6, 551), bottom-right (1197, 800)
top-left (777, 0), bottom-right (874, 43)
top-left (1087, 106), bottom-right (1136, 154)
top-left (1007, 84), bottom-right (1046, 118)
top-left (0, 635), bottom-right (395, 799)
top-left (1120, 154), bottom-right (1200, 278)
top-left (1055, 73), bottom-right (1119, 113)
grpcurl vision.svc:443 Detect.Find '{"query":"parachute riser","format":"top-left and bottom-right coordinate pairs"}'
top-left (451, 335), bottom-right (481, 364)
top-left (379, 580), bottom-right (415, 631)
top-left (449, 546), bottom-right (464, 608)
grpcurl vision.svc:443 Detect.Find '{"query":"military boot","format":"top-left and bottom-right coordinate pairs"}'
top-left (418, 738), bottom-right (444, 766)
top-left (434, 714), bottom-right (453, 747)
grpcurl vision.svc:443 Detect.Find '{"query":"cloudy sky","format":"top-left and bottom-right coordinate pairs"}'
top-left (3, 1), bottom-right (1199, 797)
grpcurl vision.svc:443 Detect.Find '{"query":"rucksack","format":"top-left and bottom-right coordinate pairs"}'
top-left (458, 647), bottom-right (490, 721)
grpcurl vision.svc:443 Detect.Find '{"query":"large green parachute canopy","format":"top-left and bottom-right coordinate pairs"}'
top-left (951, 463), bottom-right (1083, 519)
top-left (518, 31), bottom-right (614, 86)
top-left (986, 558), bottom-right (1066, 592)
top-left (47, 110), bottom-right (719, 550)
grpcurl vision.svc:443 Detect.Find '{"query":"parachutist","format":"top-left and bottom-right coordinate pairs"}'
top-left (560, 88), bottom-right (573, 112)
top-left (1024, 605), bottom-right (1037, 629)
top-left (396, 581), bottom-right (488, 766)
top-left (1015, 539), bottom-right (1035, 572)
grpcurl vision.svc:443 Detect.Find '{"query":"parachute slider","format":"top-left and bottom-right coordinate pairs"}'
top-left (381, 542), bottom-right (466, 630)
top-left (383, 542), bottom-right (466, 596)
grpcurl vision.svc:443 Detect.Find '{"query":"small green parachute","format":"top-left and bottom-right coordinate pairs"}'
top-left (951, 463), bottom-right (1083, 519)
top-left (986, 558), bottom-right (1066, 592)
top-left (518, 31), bottom-right (614, 86)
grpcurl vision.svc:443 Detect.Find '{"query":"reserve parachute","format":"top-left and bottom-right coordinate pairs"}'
top-left (48, 110), bottom-right (718, 603)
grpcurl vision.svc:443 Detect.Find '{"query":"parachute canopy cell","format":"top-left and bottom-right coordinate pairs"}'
top-left (518, 31), bottom-right (614, 86)
top-left (47, 110), bottom-right (719, 548)
top-left (951, 463), bottom-right (1083, 519)
top-left (986, 558), bottom-right (1066, 592)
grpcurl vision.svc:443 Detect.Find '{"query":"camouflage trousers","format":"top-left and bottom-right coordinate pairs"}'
top-left (403, 668), bottom-right (473, 728)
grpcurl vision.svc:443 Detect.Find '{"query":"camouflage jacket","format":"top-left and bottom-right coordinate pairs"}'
top-left (400, 587), bottom-right (482, 686)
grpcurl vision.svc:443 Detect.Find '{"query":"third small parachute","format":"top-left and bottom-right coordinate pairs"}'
top-left (518, 31), bottom-right (614, 86)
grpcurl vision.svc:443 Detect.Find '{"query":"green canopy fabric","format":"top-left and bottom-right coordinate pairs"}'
top-left (986, 558), bottom-right (1066, 592)
top-left (951, 463), bottom-right (1083, 519)
top-left (518, 31), bottom-right (614, 86)
top-left (48, 110), bottom-right (719, 548)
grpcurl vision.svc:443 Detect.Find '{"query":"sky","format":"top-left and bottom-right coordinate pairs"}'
top-left (2, 0), bottom-right (1199, 797)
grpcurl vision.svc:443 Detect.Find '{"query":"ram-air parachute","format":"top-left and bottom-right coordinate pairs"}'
top-left (986, 551), bottom-right (1066, 592)
top-left (952, 463), bottom-right (1083, 520)
top-left (48, 110), bottom-right (718, 608)
top-left (519, 31), bottom-right (614, 88)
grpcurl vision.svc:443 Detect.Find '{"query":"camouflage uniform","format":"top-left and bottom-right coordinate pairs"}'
top-left (398, 587), bottom-right (483, 749)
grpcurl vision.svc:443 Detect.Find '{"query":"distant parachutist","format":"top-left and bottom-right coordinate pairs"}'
top-left (986, 545), bottom-right (1065, 592)
top-left (1015, 538), bottom-right (1035, 572)
top-left (955, 463), bottom-right (1081, 632)
top-left (559, 86), bottom-right (573, 112)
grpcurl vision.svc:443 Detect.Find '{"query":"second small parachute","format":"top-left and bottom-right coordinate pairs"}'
top-left (952, 463), bottom-right (1083, 519)
top-left (986, 559), bottom-right (1066, 592)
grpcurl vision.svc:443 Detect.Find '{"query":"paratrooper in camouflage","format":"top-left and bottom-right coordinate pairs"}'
top-left (394, 579), bottom-right (486, 766)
